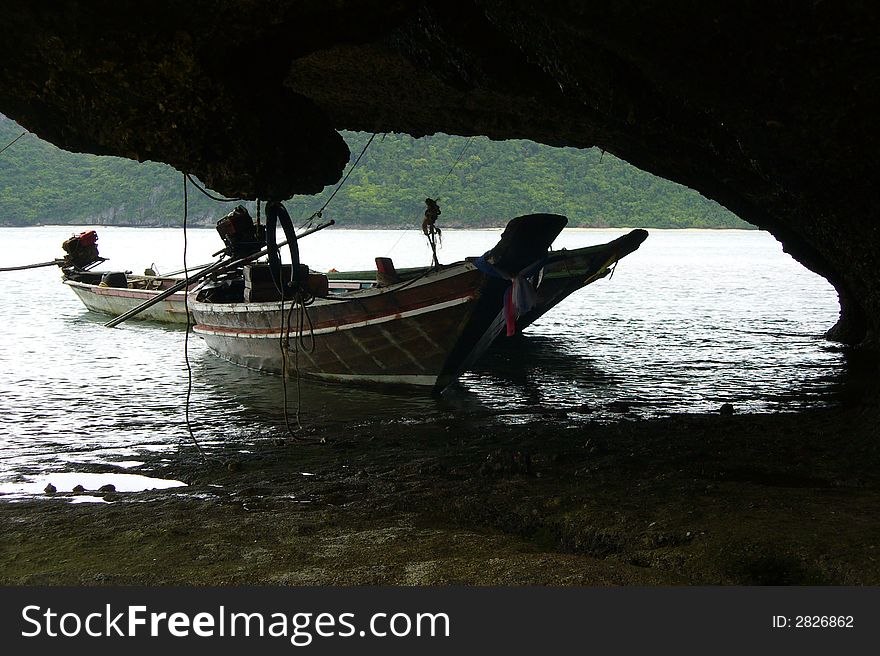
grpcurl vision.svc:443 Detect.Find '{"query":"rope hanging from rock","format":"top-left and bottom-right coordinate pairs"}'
top-left (181, 172), bottom-right (209, 461)
top-left (0, 131), bottom-right (26, 158)
top-left (299, 132), bottom-right (378, 230)
top-left (434, 136), bottom-right (474, 203)
top-left (183, 173), bottom-right (244, 202)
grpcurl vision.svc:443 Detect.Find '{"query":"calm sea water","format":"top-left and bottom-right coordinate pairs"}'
top-left (0, 225), bottom-right (844, 496)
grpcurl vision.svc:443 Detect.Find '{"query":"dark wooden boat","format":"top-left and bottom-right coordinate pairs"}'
top-left (190, 214), bottom-right (568, 392)
top-left (324, 228), bottom-right (649, 335)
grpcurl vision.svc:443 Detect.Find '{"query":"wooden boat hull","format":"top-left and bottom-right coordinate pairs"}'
top-left (63, 277), bottom-right (191, 324)
top-left (515, 229), bottom-right (649, 332)
top-left (191, 263), bottom-right (510, 391)
top-left (191, 213), bottom-right (569, 392)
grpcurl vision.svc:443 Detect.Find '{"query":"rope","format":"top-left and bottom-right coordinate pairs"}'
top-left (385, 227), bottom-right (409, 257)
top-left (299, 132), bottom-right (377, 228)
top-left (182, 173), bottom-right (208, 461)
top-left (293, 298), bottom-right (315, 432)
top-left (279, 292), bottom-right (297, 434)
top-left (425, 224), bottom-right (440, 267)
top-left (298, 210), bottom-right (321, 232)
top-left (319, 132), bottom-right (376, 213)
top-left (184, 173), bottom-right (244, 203)
top-left (434, 136), bottom-right (474, 201)
top-left (278, 285), bottom-right (317, 441)
top-left (0, 131), bottom-right (26, 157)
top-left (293, 131), bottom-right (377, 233)
top-left (387, 136), bottom-right (474, 258)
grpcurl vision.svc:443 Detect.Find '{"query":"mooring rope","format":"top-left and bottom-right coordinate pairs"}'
top-left (278, 285), bottom-right (318, 441)
top-left (182, 134), bottom-right (377, 446)
top-left (184, 173), bottom-right (244, 203)
top-left (434, 136), bottom-right (474, 203)
top-left (292, 298), bottom-right (315, 432)
top-left (299, 132), bottom-right (378, 229)
top-left (387, 136), bottom-right (475, 258)
top-left (182, 173), bottom-right (208, 461)
top-left (318, 132), bottom-right (376, 214)
top-left (0, 131), bottom-right (26, 158)
top-left (269, 135), bottom-right (376, 442)
top-left (280, 296), bottom-right (304, 437)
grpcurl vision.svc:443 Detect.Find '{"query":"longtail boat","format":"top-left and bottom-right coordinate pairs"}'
top-left (321, 228), bottom-right (650, 334)
top-left (63, 270), bottom-right (196, 324)
top-left (57, 229), bottom-right (196, 324)
top-left (190, 214), bottom-right (568, 393)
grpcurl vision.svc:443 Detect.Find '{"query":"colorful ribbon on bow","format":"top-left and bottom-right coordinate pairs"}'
top-left (473, 254), bottom-right (544, 336)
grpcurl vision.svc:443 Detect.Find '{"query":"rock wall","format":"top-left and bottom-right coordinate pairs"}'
top-left (1, 1), bottom-right (877, 345)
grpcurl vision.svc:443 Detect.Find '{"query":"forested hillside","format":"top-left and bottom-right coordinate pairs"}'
top-left (0, 115), bottom-right (747, 229)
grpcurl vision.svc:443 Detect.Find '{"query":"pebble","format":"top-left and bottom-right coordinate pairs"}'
top-left (719, 403), bottom-right (735, 416)
top-left (72, 485), bottom-right (85, 493)
top-left (44, 483), bottom-right (56, 495)
top-left (98, 483), bottom-right (116, 493)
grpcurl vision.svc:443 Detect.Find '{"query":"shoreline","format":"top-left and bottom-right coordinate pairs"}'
top-left (0, 222), bottom-right (760, 232)
top-left (2, 405), bottom-right (878, 585)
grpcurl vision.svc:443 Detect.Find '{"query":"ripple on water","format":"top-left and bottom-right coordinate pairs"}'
top-left (0, 227), bottom-right (847, 495)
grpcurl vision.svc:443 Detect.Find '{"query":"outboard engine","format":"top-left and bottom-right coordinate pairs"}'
top-left (100, 271), bottom-right (128, 288)
top-left (216, 205), bottom-right (266, 259)
top-left (61, 230), bottom-right (102, 269)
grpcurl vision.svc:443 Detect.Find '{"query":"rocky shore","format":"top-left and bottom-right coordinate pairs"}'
top-left (3, 402), bottom-right (879, 586)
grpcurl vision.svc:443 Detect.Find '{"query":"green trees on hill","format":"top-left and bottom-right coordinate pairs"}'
top-left (0, 115), bottom-right (747, 229)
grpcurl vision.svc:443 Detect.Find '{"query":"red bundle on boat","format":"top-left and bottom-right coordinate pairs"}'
top-left (76, 230), bottom-right (98, 246)
top-left (62, 230), bottom-right (101, 269)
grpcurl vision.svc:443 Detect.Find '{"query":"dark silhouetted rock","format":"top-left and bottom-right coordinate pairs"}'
top-left (0, 3), bottom-right (878, 352)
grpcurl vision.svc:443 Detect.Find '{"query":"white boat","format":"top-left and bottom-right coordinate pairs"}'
top-left (63, 271), bottom-right (194, 324)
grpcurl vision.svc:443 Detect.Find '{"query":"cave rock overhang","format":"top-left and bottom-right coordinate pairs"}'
top-left (0, 2), bottom-right (877, 347)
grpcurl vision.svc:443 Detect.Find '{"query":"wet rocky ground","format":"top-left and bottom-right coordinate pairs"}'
top-left (2, 400), bottom-right (880, 585)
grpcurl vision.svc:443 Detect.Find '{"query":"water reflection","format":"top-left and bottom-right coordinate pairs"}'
top-left (0, 472), bottom-right (186, 501)
top-left (463, 335), bottom-right (617, 411)
top-left (0, 226), bottom-right (849, 493)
